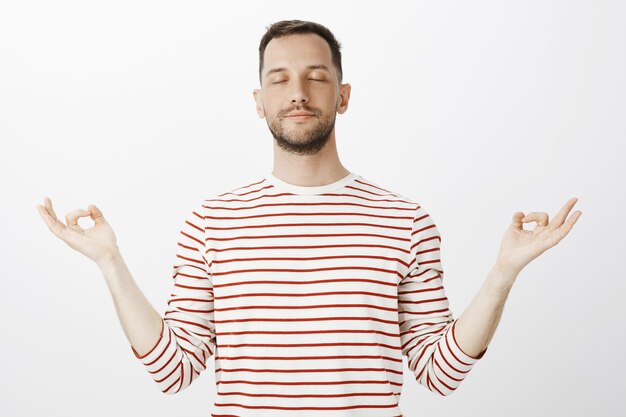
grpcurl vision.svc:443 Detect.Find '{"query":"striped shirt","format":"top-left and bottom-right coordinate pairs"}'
top-left (131, 171), bottom-right (486, 416)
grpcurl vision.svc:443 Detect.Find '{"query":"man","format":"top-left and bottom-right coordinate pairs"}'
top-left (36, 19), bottom-right (581, 416)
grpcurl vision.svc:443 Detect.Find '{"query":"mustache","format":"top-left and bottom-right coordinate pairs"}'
top-left (280, 105), bottom-right (318, 117)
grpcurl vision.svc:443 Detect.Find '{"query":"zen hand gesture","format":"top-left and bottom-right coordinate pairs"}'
top-left (497, 197), bottom-right (582, 274)
top-left (36, 197), bottom-right (119, 266)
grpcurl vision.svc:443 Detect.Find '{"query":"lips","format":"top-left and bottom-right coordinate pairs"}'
top-left (286, 114), bottom-right (314, 121)
top-left (286, 112), bottom-right (314, 117)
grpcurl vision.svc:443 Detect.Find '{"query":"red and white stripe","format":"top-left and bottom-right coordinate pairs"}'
top-left (131, 172), bottom-right (485, 416)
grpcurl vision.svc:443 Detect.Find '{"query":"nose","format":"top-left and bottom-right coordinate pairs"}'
top-left (290, 78), bottom-right (309, 104)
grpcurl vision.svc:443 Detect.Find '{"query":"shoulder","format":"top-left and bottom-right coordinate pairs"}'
top-left (354, 175), bottom-right (442, 233)
top-left (194, 175), bottom-right (271, 221)
top-left (353, 174), bottom-right (422, 209)
top-left (200, 175), bottom-right (268, 204)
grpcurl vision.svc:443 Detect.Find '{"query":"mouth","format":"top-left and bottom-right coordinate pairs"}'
top-left (285, 114), bottom-right (314, 121)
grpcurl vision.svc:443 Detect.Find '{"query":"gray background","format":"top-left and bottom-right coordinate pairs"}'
top-left (1, 0), bottom-right (624, 416)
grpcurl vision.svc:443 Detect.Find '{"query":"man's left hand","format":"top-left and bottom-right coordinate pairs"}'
top-left (496, 197), bottom-right (582, 275)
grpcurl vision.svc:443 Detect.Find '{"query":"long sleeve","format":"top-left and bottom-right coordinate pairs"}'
top-left (131, 200), bottom-right (216, 394)
top-left (398, 203), bottom-right (486, 396)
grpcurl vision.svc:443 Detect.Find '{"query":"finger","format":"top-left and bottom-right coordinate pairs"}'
top-left (65, 208), bottom-right (90, 231)
top-left (37, 202), bottom-right (68, 239)
top-left (548, 197), bottom-right (578, 232)
top-left (511, 212), bottom-right (525, 230)
top-left (566, 211), bottom-right (582, 229)
top-left (44, 196), bottom-right (60, 221)
top-left (548, 210), bottom-right (582, 246)
top-left (522, 212), bottom-right (549, 227)
top-left (87, 204), bottom-right (106, 225)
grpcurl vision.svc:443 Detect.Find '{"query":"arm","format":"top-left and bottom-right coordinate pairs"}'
top-left (99, 250), bottom-right (164, 361)
top-left (36, 196), bottom-right (163, 355)
top-left (399, 204), bottom-right (486, 397)
top-left (101, 201), bottom-right (216, 394)
top-left (36, 196), bottom-right (216, 394)
top-left (453, 197), bottom-right (581, 358)
top-left (452, 263), bottom-right (516, 359)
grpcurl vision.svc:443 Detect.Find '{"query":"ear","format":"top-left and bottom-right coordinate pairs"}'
top-left (336, 83), bottom-right (351, 115)
top-left (253, 88), bottom-right (265, 118)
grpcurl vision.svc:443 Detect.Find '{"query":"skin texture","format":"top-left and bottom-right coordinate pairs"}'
top-left (454, 198), bottom-right (582, 359)
top-left (253, 33), bottom-right (352, 186)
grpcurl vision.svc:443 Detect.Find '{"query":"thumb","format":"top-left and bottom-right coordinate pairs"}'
top-left (87, 204), bottom-right (106, 224)
top-left (511, 211), bottom-right (525, 230)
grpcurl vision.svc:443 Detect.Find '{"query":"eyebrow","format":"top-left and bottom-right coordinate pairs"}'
top-left (265, 64), bottom-right (330, 78)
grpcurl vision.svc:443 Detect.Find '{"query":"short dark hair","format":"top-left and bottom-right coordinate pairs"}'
top-left (258, 19), bottom-right (343, 86)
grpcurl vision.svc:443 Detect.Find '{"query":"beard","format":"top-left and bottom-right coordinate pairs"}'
top-left (266, 107), bottom-right (336, 156)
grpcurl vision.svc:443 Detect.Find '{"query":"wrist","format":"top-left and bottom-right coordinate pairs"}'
top-left (494, 256), bottom-right (523, 276)
top-left (488, 262), bottom-right (519, 292)
top-left (97, 246), bottom-right (123, 271)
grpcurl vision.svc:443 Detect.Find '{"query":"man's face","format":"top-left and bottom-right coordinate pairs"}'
top-left (253, 33), bottom-right (351, 155)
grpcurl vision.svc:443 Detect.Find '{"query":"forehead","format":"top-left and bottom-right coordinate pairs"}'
top-left (263, 33), bottom-right (333, 74)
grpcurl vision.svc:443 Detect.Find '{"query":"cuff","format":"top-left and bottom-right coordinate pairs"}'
top-left (131, 317), bottom-right (172, 368)
top-left (450, 318), bottom-right (488, 362)
top-left (432, 320), bottom-right (486, 379)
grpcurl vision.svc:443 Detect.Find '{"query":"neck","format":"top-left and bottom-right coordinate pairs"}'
top-left (271, 132), bottom-right (350, 187)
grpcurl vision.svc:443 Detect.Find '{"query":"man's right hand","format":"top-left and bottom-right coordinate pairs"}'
top-left (36, 196), bottom-right (120, 267)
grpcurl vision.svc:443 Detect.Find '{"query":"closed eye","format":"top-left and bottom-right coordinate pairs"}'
top-left (271, 79), bottom-right (325, 84)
